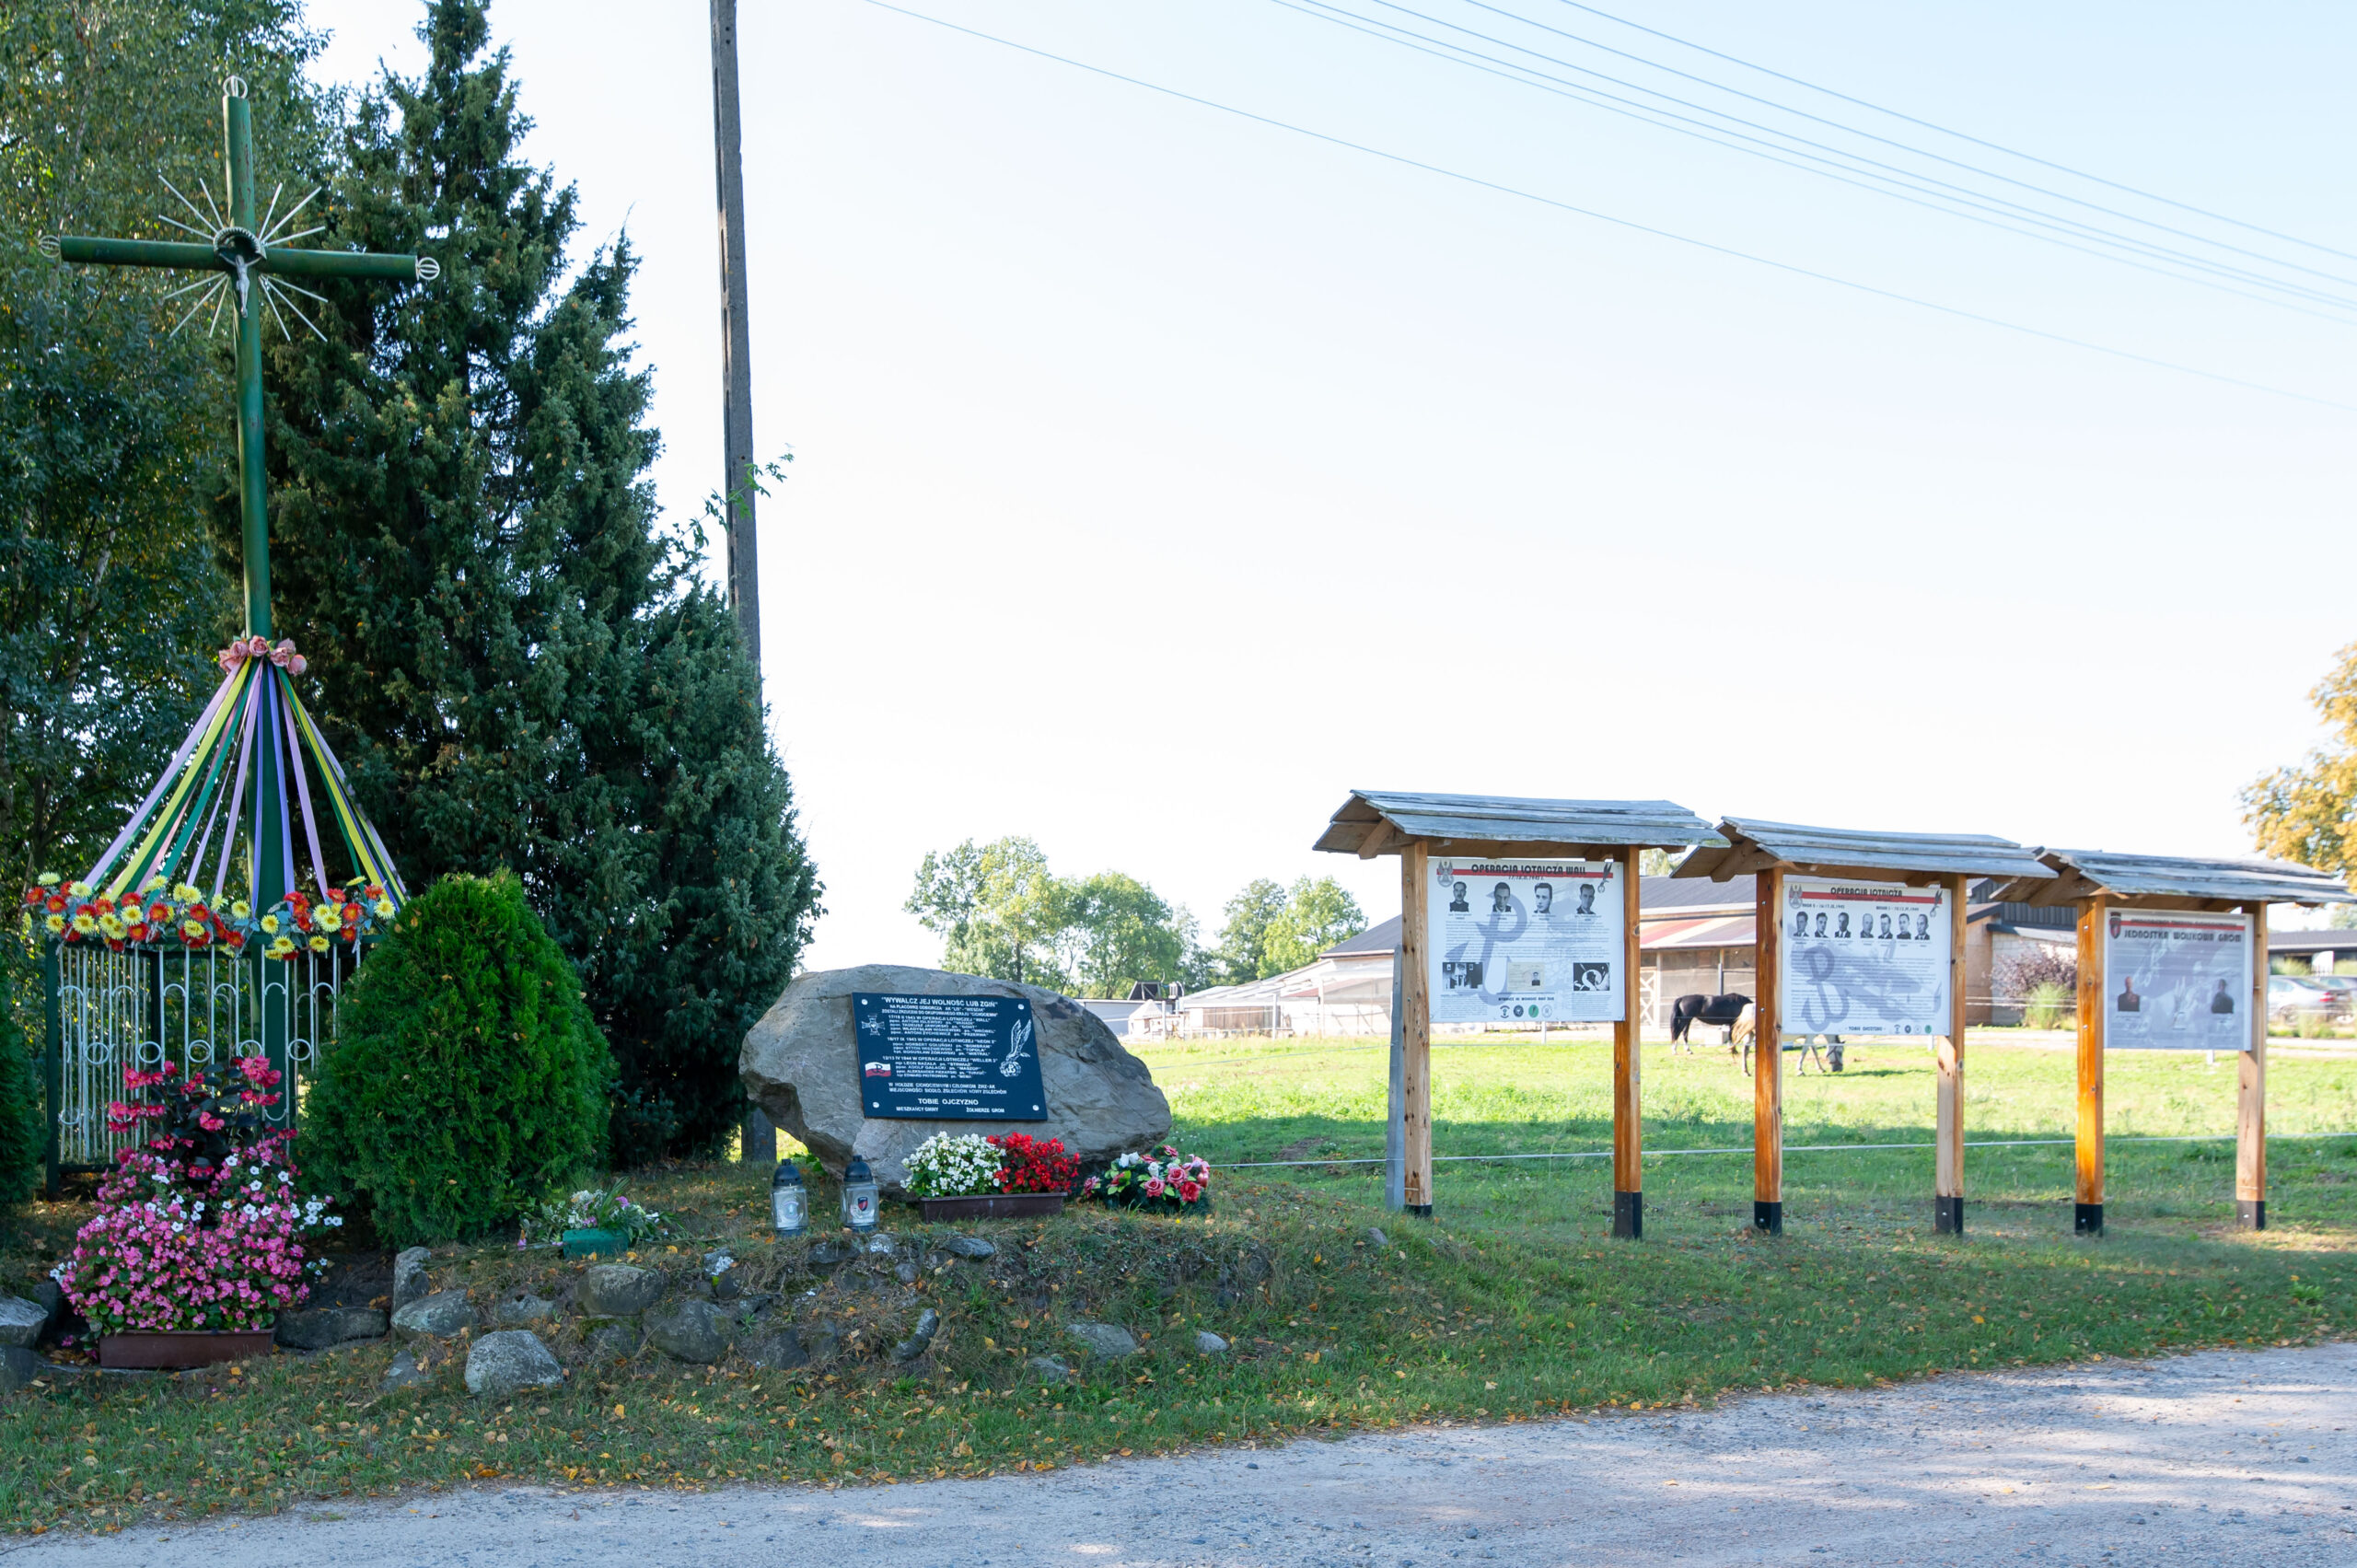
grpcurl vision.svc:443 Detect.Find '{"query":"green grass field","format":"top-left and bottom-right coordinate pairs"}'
top-left (1, 1034), bottom-right (2349, 1535)
top-left (1135, 1032), bottom-right (2357, 1236)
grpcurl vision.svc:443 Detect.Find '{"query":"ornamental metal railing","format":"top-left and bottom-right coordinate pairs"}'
top-left (47, 943), bottom-right (349, 1171)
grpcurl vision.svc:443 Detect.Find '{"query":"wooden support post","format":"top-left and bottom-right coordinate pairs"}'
top-left (1752, 866), bottom-right (1784, 1235)
top-left (1935, 872), bottom-right (1968, 1234)
top-left (1399, 842), bottom-right (1434, 1217)
top-left (2238, 904), bottom-right (2268, 1230)
top-left (1385, 942), bottom-right (1406, 1212)
top-left (2074, 896), bottom-right (2106, 1235)
top-left (1611, 845), bottom-right (1643, 1239)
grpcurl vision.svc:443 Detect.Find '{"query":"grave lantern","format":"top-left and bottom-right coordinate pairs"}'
top-left (770, 1156), bottom-right (807, 1237)
top-left (841, 1156), bottom-right (879, 1232)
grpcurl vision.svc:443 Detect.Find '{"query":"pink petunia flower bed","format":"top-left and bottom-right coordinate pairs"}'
top-left (52, 1057), bottom-right (340, 1336)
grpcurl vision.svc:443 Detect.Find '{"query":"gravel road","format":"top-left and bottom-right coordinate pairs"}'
top-left (13, 1342), bottom-right (2351, 1566)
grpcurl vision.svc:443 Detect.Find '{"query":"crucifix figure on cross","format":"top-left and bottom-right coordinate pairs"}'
top-left (28, 76), bottom-right (437, 1182)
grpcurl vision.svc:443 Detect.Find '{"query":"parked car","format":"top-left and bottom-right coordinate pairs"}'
top-left (2300, 971), bottom-right (2357, 1003)
top-left (2268, 974), bottom-right (2349, 1025)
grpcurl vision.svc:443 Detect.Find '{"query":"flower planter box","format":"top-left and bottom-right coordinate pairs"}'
top-left (99, 1330), bottom-right (274, 1370)
top-left (562, 1227), bottom-right (631, 1259)
top-left (916, 1193), bottom-right (1066, 1222)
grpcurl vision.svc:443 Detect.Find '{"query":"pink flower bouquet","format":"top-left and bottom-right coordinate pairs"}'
top-left (1082, 1144), bottom-right (1213, 1215)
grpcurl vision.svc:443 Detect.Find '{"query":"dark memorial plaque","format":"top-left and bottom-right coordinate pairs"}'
top-left (853, 992), bottom-right (1049, 1121)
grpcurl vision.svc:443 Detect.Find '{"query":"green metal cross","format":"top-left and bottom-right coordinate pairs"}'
top-left (35, 76), bottom-right (432, 1129)
top-left (41, 75), bottom-right (434, 640)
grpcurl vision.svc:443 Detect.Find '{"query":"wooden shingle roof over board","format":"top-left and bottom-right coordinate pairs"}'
top-left (1313, 790), bottom-right (1717, 859)
top-left (1987, 849), bottom-right (2350, 910)
top-left (1675, 817), bottom-right (2054, 885)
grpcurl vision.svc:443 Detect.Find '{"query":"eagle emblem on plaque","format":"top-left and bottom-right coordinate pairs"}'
top-left (1000, 1016), bottom-right (1034, 1078)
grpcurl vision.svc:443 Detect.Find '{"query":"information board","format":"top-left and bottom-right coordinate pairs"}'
top-left (1426, 857), bottom-right (1624, 1024)
top-left (2103, 910), bottom-right (2251, 1051)
top-left (1777, 877), bottom-right (1953, 1037)
top-left (853, 992), bottom-right (1049, 1121)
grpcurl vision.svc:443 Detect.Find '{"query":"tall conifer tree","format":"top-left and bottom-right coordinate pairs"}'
top-left (257, 0), bottom-right (819, 1161)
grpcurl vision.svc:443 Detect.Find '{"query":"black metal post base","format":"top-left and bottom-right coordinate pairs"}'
top-left (1407, 1204), bottom-right (1434, 1220)
top-left (1752, 1200), bottom-right (1782, 1236)
top-left (2074, 1202), bottom-right (2104, 1236)
top-left (1934, 1195), bottom-right (1964, 1235)
top-left (1612, 1190), bottom-right (1643, 1239)
top-left (2238, 1199), bottom-right (2265, 1231)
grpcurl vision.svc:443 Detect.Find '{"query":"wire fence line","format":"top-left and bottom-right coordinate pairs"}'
top-left (1223, 1130), bottom-right (2357, 1169)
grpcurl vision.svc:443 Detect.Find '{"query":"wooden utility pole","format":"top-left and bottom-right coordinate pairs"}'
top-left (712, 0), bottom-right (774, 1164)
top-left (711, 0), bottom-right (761, 657)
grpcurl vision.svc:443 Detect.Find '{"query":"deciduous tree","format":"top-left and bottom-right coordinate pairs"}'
top-left (2244, 643), bottom-right (2357, 886)
top-left (1261, 876), bottom-right (1367, 974)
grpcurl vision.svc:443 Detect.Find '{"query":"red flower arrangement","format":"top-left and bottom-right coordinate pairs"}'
top-left (987, 1132), bottom-right (1079, 1195)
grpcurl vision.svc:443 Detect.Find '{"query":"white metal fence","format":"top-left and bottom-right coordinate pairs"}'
top-left (50, 944), bottom-right (347, 1168)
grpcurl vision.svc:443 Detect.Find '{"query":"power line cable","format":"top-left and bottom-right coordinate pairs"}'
top-left (1448, 0), bottom-right (2357, 289)
top-left (1274, 0), bottom-right (2357, 324)
top-left (860, 1), bottom-right (2355, 414)
top-left (1548, 0), bottom-right (2357, 266)
top-left (1355, 0), bottom-right (2357, 302)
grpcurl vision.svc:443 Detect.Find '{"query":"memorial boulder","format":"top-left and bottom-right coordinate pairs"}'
top-left (740, 965), bottom-right (1170, 1193)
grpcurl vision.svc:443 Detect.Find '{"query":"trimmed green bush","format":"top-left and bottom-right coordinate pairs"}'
top-left (302, 872), bottom-right (612, 1246)
top-left (0, 946), bottom-right (46, 1223)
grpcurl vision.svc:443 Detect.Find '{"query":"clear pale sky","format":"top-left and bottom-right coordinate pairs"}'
top-left (299, 1), bottom-right (2357, 965)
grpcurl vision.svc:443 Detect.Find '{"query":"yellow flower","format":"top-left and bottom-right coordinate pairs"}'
top-left (71, 913), bottom-right (97, 935)
top-left (268, 935), bottom-right (296, 958)
top-left (140, 875), bottom-right (166, 894)
top-left (374, 898), bottom-right (395, 918)
top-left (181, 918), bottom-right (206, 942)
top-left (230, 900), bottom-right (252, 920)
top-left (99, 914), bottom-right (125, 939)
top-left (173, 883), bottom-right (200, 903)
top-left (35, 871), bottom-right (60, 887)
top-left (314, 906), bottom-right (343, 934)
top-left (261, 913), bottom-right (281, 935)
top-left (43, 914), bottom-right (65, 934)
top-left (308, 934), bottom-right (331, 953)
top-left (67, 880), bottom-right (93, 898)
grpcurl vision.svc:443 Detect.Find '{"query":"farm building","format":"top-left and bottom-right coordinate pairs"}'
top-left (1149, 925), bottom-right (1395, 1039)
top-left (2265, 929), bottom-right (2357, 975)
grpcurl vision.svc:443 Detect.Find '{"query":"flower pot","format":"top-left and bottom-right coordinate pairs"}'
top-left (562, 1227), bottom-right (630, 1259)
top-left (916, 1193), bottom-right (1066, 1221)
top-left (99, 1330), bottom-right (274, 1370)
